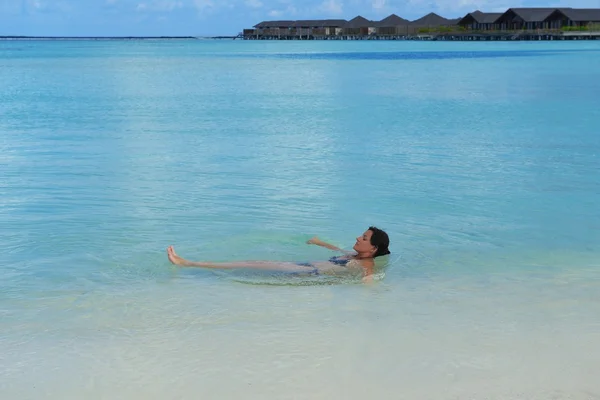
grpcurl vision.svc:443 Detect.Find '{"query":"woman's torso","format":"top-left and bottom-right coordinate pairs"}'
top-left (312, 256), bottom-right (364, 275)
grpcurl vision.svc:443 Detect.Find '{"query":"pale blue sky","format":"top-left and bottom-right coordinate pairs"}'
top-left (1, 0), bottom-right (598, 36)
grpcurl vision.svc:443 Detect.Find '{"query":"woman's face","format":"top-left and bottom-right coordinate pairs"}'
top-left (353, 229), bottom-right (376, 255)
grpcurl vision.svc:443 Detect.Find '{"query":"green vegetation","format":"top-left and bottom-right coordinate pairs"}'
top-left (417, 26), bottom-right (462, 34)
top-left (561, 24), bottom-right (600, 31)
top-left (562, 26), bottom-right (589, 31)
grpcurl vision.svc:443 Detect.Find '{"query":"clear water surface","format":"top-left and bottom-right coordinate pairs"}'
top-left (1, 39), bottom-right (599, 399)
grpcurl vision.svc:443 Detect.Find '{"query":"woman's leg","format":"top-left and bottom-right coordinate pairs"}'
top-left (166, 246), bottom-right (318, 273)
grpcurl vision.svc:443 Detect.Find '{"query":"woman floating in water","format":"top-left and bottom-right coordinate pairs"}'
top-left (166, 226), bottom-right (390, 281)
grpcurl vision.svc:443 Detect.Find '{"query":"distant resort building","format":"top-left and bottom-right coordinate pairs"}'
top-left (242, 7), bottom-right (600, 40)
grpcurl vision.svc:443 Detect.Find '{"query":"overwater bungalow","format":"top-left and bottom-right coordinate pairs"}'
top-left (340, 16), bottom-right (373, 37)
top-left (248, 19), bottom-right (347, 39)
top-left (548, 8), bottom-right (600, 28)
top-left (457, 7), bottom-right (600, 31)
top-left (457, 11), bottom-right (503, 31)
top-left (409, 12), bottom-right (453, 31)
top-left (242, 7), bottom-right (600, 40)
top-left (250, 20), bottom-right (295, 39)
top-left (494, 8), bottom-right (565, 30)
top-left (293, 20), bottom-right (347, 38)
top-left (375, 14), bottom-right (410, 37)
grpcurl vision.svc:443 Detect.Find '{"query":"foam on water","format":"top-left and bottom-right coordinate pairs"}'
top-left (1, 40), bottom-right (600, 399)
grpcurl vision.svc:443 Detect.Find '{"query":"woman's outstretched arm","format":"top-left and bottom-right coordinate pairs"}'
top-left (306, 236), bottom-right (354, 255)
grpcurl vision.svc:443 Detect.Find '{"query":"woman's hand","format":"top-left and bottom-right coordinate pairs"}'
top-left (307, 236), bottom-right (322, 245)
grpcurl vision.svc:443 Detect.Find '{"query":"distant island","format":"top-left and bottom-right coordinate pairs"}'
top-left (242, 7), bottom-right (600, 41)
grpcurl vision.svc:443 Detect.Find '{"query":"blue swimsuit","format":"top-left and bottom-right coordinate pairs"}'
top-left (328, 256), bottom-right (350, 266)
top-left (295, 256), bottom-right (351, 275)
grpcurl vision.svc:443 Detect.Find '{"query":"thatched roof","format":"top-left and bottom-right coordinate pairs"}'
top-left (254, 19), bottom-right (347, 28)
top-left (253, 20), bottom-right (296, 28)
top-left (344, 15), bottom-right (373, 28)
top-left (410, 12), bottom-right (451, 26)
top-left (321, 19), bottom-right (348, 27)
top-left (292, 19), bottom-right (347, 27)
top-left (499, 8), bottom-right (562, 22)
top-left (460, 11), bottom-right (503, 24)
top-left (376, 14), bottom-right (410, 27)
top-left (558, 8), bottom-right (600, 22)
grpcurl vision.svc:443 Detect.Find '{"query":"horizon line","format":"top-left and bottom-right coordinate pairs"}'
top-left (0, 35), bottom-right (239, 39)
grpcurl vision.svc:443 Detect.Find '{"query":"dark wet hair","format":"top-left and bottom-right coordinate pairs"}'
top-left (368, 226), bottom-right (390, 258)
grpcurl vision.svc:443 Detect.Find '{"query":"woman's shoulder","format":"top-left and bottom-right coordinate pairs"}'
top-left (350, 258), bottom-right (374, 268)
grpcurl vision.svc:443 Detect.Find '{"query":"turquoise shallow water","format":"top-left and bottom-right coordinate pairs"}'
top-left (1, 40), bottom-right (600, 399)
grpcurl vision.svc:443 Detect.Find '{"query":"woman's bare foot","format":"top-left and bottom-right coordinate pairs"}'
top-left (167, 246), bottom-right (189, 266)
